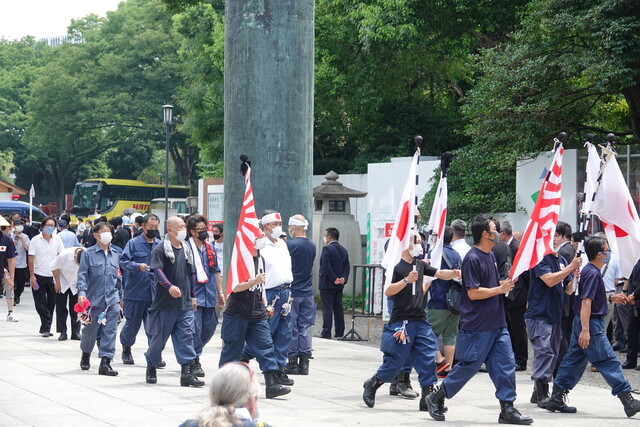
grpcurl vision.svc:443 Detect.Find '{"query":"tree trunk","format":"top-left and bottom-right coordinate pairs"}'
top-left (622, 74), bottom-right (640, 142)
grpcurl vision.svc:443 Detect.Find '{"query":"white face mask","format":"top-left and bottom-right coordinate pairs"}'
top-left (269, 226), bottom-right (282, 239)
top-left (175, 229), bottom-right (187, 241)
top-left (98, 232), bottom-right (113, 245)
top-left (15, 226), bottom-right (23, 233)
top-left (255, 237), bottom-right (267, 250)
top-left (410, 246), bottom-right (423, 257)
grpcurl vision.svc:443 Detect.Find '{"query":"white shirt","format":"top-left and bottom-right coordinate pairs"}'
top-left (28, 234), bottom-right (64, 277)
top-left (262, 238), bottom-right (293, 289)
top-left (51, 247), bottom-right (80, 294)
top-left (214, 241), bottom-right (224, 275)
top-left (13, 234), bottom-right (30, 269)
top-left (451, 238), bottom-right (471, 261)
top-left (601, 251), bottom-right (622, 292)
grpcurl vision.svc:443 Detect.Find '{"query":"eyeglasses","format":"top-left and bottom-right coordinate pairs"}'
top-left (194, 227), bottom-right (207, 232)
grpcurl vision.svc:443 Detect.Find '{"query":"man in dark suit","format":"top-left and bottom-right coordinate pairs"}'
top-left (318, 227), bottom-right (350, 339)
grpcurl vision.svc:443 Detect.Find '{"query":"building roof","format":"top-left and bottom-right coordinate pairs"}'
top-left (313, 171), bottom-right (367, 198)
top-left (0, 179), bottom-right (26, 195)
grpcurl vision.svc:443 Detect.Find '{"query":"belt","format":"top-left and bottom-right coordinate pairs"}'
top-left (268, 283), bottom-right (290, 291)
top-left (590, 315), bottom-right (605, 320)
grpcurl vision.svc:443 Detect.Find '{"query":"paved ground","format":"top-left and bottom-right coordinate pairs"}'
top-left (0, 292), bottom-right (638, 426)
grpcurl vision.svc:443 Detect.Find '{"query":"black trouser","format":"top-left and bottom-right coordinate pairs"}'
top-left (506, 303), bottom-right (528, 367)
top-left (626, 306), bottom-right (640, 363)
top-left (320, 288), bottom-right (344, 337)
top-left (32, 274), bottom-right (56, 333)
top-left (55, 288), bottom-right (80, 336)
top-left (14, 267), bottom-right (29, 301)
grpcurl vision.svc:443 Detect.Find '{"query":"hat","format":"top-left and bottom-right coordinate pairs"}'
top-left (58, 219), bottom-right (68, 227)
top-left (0, 216), bottom-right (10, 227)
top-left (122, 216), bottom-right (132, 225)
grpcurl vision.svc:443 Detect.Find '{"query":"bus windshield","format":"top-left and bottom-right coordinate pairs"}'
top-left (72, 181), bottom-right (102, 215)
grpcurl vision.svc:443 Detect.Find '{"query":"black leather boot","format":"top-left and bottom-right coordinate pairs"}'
top-left (298, 354), bottom-right (310, 375)
top-left (180, 363), bottom-right (204, 387)
top-left (285, 356), bottom-right (300, 375)
top-left (535, 379), bottom-right (549, 408)
top-left (80, 352), bottom-right (90, 371)
top-left (529, 381), bottom-right (537, 404)
top-left (498, 401), bottom-right (533, 425)
top-left (264, 371), bottom-right (291, 398)
top-left (426, 385), bottom-right (446, 421)
top-left (191, 356), bottom-right (205, 377)
top-left (363, 374), bottom-right (384, 408)
top-left (389, 372), bottom-right (400, 395)
top-left (98, 357), bottom-right (118, 376)
top-left (618, 391), bottom-right (640, 417)
top-left (122, 346), bottom-right (134, 365)
top-left (546, 384), bottom-right (577, 413)
top-left (396, 371), bottom-right (419, 398)
top-left (146, 365), bottom-right (157, 384)
top-left (276, 367), bottom-right (294, 385)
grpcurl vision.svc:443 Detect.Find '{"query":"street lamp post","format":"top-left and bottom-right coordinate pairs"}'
top-left (162, 104), bottom-right (173, 234)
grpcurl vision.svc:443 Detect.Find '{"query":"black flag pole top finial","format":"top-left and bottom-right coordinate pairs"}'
top-left (441, 152), bottom-right (454, 178)
top-left (553, 131), bottom-right (567, 151)
top-left (414, 135), bottom-right (423, 153)
top-left (240, 154), bottom-right (251, 176)
top-left (586, 133), bottom-right (594, 144)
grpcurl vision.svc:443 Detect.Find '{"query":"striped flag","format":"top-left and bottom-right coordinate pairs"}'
top-left (425, 175), bottom-right (447, 283)
top-left (226, 166), bottom-right (261, 296)
top-left (510, 145), bottom-right (564, 280)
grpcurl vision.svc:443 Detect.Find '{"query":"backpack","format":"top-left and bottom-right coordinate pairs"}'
top-left (442, 250), bottom-right (463, 315)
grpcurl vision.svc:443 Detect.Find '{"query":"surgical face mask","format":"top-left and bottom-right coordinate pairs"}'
top-left (145, 229), bottom-right (160, 240)
top-left (14, 226), bottom-right (23, 233)
top-left (174, 229), bottom-right (187, 241)
top-left (410, 245), bottom-right (423, 257)
top-left (600, 250), bottom-right (611, 264)
top-left (288, 226), bottom-right (296, 237)
top-left (197, 230), bottom-right (209, 242)
top-left (43, 225), bottom-right (55, 235)
top-left (98, 232), bottom-right (113, 245)
top-left (212, 233), bottom-right (221, 241)
top-left (269, 226), bottom-right (282, 240)
top-left (255, 237), bottom-right (267, 251)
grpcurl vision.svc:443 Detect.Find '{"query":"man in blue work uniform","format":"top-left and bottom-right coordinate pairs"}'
top-left (362, 233), bottom-right (460, 410)
top-left (145, 216), bottom-right (203, 387)
top-left (118, 214), bottom-right (161, 365)
top-left (284, 214), bottom-right (316, 375)
top-left (219, 234), bottom-right (291, 399)
top-left (243, 210), bottom-right (295, 387)
top-left (186, 214), bottom-right (224, 378)
top-left (77, 222), bottom-right (122, 376)
top-left (525, 248), bottom-right (581, 407)
top-left (546, 236), bottom-right (640, 417)
top-left (427, 214), bottom-right (533, 424)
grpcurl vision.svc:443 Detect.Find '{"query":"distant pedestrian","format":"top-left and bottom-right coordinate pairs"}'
top-left (51, 247), bottom-right (84, 341)
top-left (318, 227), bottom-right (349, 339)
top-left (1, 218), bottom-right (17, 322)
top-left (11, 220), bottom-right (30, 306)
top-left (57, 220), bottom-right (80, 249)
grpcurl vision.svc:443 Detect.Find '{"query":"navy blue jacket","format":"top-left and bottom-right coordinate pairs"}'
top-left (318, 240), bottom-right (350, 290)
top-left (119, 234), bottom-right (160, 302)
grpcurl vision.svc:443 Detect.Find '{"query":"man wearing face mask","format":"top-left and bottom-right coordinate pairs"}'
top-left (242, 210), bottom-right (295, 387)
top-left (0, 217), bottom-right (17, 322)
top-left (284, 214), bottom-right (316, 376)
top-left (11, 220), bottom-right (30, 306)
top-left (145, 216), bottom-right (203, 387)
top-left (211, 223), bottom-right (224, 280)
top-left (51, 247), bottom-right (85, 341)
top-left (187, 214), bottom-right (224, 378)
top-left (76, 222), bottom-right (123, 376)
top-left (28, 216), bottom-right (64, 337)
top-left (318, 227), bottom-right (350, 340)
top-left (427, 214), bottom-right (533, 425)
top-left (118, 214), bottom-right (162, 366)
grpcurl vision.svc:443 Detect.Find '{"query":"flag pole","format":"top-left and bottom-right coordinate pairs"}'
top-left (412, 136), bottom-right (422, 296)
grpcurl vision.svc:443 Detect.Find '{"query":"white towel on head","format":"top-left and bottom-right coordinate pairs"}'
top-left (188, 238), bottom-right (208, 283)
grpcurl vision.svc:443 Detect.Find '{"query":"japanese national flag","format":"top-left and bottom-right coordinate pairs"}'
top-left (592, 151), bottom-right (640, 278)
top-left (381, 152), bottom-right (419, 287)
top-left (425, 175), bottom-right (447, 283)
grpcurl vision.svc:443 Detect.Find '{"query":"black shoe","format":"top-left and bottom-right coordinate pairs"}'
top-left (420, 385), bottom-right (435, 411)
top-left (362, 374), bottom-right (383, 408)
top-left (498, 400), bottom-right (533, 425)
top-left (58, 332), bottom-right (68, 341)
top-left (515, 364), bottom-right (526, 372)
top-left (619, 391), bottom-right (640, 417)
top-left (191, 357), bottom-right (205, 377)
top-left (156, 360), bottom-right (166, 369)
top-left (298, 354), bottom-right (310, 376)
top-left (479, 364), bottom-right (488, 373)
top-left (396, 372), bottom-right (419, 398)
top-left (276, 368), bottom-right (294, 385)
top-left (622, 360), bottom-right (637, 369)
top-left (619, 346), bottom-right (629, 353)
top-left (146, 365), bottom-right (157, 384)
top-left (315, 334), bottom-right (331, 339)
top-left (98, 357), bottom-right (118, 376)
top-left (389, 373), bottom-right (399, 396)
top-left (534, 380), bottom-right (549, 409)
top-left (264, 371), bottom-right (291, 398)
top-left (41, 331), bottom-right (52, 338)
top-left (122, 347), bottom-right (134, 365)
top-left (80, 352), bottom-right (91, 370)
top-left (426, 385), bottom-right (446, 421)
top-left (546, 385), bottom-right (577, 413)
top-left (70, 333), bottom-right (81, 341)
top-left (180, 363), bottom-right (204, 387)
top-left (285, 356), bottom-right (300, 375)
top-left (14, 296), bottom-right (19, 305)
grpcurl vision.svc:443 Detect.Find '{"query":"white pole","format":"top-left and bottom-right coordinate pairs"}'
top-left (29, 184), bottom-right (35, 223)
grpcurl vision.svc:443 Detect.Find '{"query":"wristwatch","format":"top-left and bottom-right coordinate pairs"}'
top-left (403, 277), bottom-right (410, 285)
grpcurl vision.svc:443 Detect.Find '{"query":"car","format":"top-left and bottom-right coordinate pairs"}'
top-left (0, 200), bottom-right (47, 226)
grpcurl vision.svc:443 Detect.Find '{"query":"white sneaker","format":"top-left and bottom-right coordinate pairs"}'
top-left (6, 312), bottom-right (18, 322)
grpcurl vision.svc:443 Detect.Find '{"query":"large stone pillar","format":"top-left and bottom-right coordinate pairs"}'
top-left (223, 0), bottom-right (314, 274)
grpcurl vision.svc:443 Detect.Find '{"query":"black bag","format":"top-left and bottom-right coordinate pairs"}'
top-left (442, 250), bottom-right (463, 315)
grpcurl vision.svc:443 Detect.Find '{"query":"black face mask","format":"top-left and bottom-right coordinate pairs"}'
top-left (198, 230), bottom-right (209, 242)
top-left (145, 229), bottom-right (160, 240)
top-left (212, 233), bottom-right (221, 241)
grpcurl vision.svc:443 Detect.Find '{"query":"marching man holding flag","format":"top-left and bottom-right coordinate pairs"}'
top-left (363, 146), bottom-right (461, 411)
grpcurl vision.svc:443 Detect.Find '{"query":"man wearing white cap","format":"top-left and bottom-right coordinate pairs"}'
top-left (243, 210), bottom-right (295, 387)
top-left (285, 214), bottom-right (316, 375)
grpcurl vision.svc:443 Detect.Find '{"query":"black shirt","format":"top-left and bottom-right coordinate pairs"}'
top-left (225, 257), bottom-right (268, 322)
top-left (389, 259), bottom-right (437, 323)
top-left (150, 245), bottom-right (193, 311)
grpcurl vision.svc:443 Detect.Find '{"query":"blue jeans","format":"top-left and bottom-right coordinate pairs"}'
top-left (219, 312), bottom-right (278, 372)
top-left (554, 316), bottom-right (631, 396)
top-left (376, 319), bottom-right (437, 386)
top-left (442, 327), bottom-right (517, 402)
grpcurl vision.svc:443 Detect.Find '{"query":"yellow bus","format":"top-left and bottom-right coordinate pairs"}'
top-left (71, 179), bottom-right (190, 220)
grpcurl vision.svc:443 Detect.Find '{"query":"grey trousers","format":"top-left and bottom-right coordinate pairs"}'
top-left (526, 318), bottom-right (561, 382)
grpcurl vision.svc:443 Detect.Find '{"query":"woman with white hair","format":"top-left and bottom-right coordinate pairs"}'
top-left (180, 362), bottom-right (270, 427)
